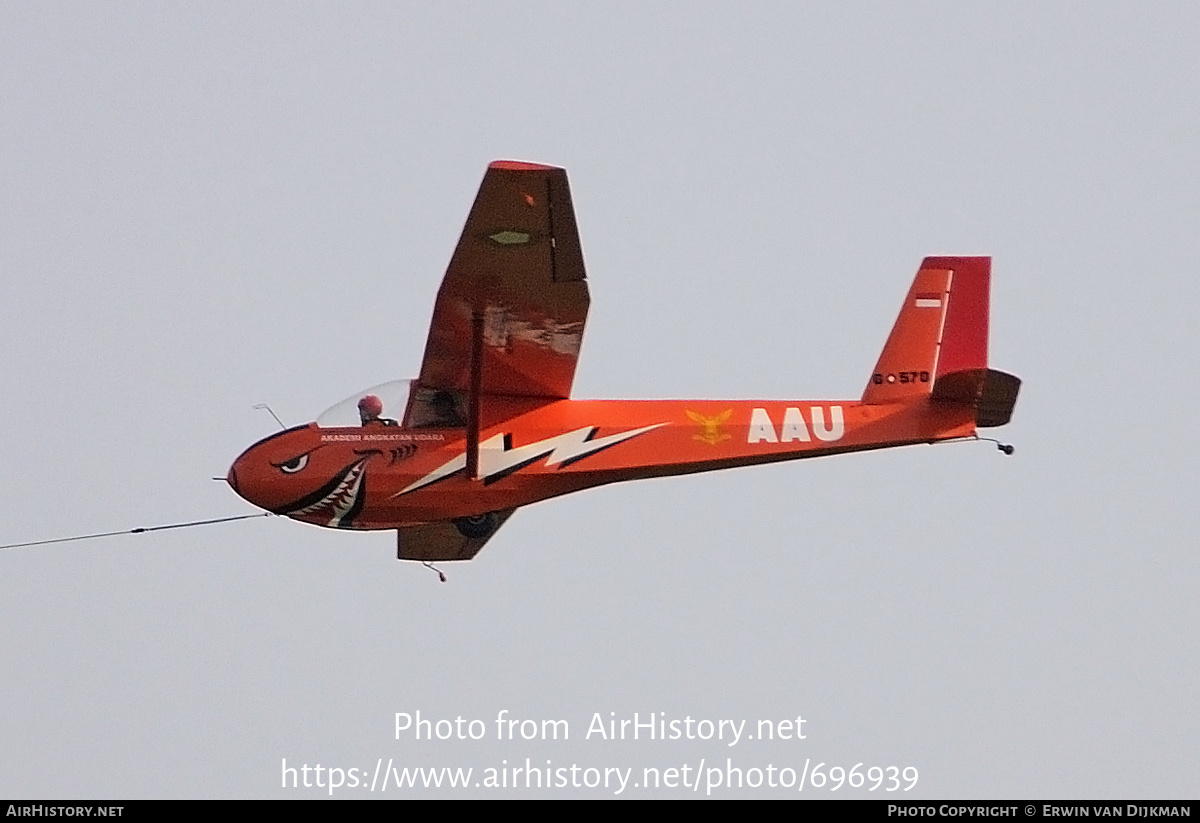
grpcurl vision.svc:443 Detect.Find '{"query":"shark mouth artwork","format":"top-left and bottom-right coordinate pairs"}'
top-left (274, 456), bottom-right (370, 528)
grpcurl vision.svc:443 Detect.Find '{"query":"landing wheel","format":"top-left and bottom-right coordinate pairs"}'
top-left (454, 512), bottom-right (497, 539)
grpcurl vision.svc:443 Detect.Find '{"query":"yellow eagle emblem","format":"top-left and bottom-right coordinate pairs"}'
top-left (686, 409), bottom-right (733, 446)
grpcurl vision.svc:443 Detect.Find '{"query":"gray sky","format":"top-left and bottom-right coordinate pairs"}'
top-left (2, 3), bottom-right (1197, 798)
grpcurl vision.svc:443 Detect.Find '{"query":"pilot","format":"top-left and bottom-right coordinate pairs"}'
top-left (358, 394), bottom-right (398, 427)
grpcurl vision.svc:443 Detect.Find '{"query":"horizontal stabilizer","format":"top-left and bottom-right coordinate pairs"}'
top-left (396, 509), bottom-right (516, 562)
top-left (931, 368), bottom-right (1021, 428)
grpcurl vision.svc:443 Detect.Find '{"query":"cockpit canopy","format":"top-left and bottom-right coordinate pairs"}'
top-left (316, 380), bottom-right (412, 428)
top-left (315, 379), bottom-right (467, 429)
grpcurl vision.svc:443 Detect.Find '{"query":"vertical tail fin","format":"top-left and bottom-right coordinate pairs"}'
top-left (862, 257), bottom-right (990, 404)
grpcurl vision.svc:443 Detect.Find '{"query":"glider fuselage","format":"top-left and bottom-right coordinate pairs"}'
top-left (228, 396), bottom-right (976, 529)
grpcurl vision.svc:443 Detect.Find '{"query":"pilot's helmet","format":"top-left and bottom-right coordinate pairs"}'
top-left (357, 394), bottom-right (384, 418)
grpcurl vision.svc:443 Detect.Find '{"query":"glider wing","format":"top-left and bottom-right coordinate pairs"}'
top-left (395, 509), bottom-right (517, 562)
top-left (408, 161), bottom-right (590, 426)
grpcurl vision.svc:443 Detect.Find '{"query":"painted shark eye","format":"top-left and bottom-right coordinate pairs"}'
top-left (275, 454), bottom-right (309, 474)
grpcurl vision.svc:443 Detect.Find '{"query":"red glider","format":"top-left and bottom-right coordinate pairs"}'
top-left (228, 161), bottom-right (1020, 563)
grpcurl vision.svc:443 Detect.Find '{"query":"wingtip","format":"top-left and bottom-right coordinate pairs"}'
top-left (920, 255), bottom-right (992, 269)
top-left (488, 159), bottom-right (561, 172)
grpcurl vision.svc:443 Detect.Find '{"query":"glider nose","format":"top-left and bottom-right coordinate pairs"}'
top-left (225, 424), bottom-right (322, 514)
top-left (227, 449), bottom-right (269, 511)
top-left (227, 441), bottom-right (289, 513)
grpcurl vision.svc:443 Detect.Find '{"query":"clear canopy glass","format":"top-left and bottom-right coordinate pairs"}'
top-left (316, 379), bottom-right (413, 428)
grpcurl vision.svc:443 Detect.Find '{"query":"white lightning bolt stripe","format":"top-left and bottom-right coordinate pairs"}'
top-left (392, 423), bottom-right (666, 498)
top-left (480, 423), bottom-right (665, 476)
top-left (394, 451), bottom-right (467, 497)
